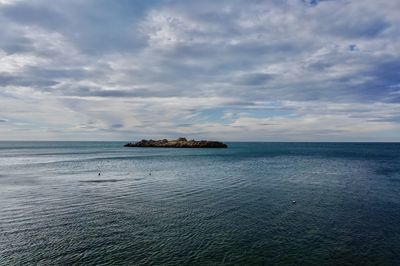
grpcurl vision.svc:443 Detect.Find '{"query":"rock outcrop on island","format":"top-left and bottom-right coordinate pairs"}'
top-left (124, 137), bottom-right (228, 148)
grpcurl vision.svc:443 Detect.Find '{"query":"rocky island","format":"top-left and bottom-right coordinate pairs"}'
top-left (124, 137), bottom-right (228, 148)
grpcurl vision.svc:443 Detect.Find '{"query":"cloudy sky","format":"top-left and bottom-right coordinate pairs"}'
top-left (0, 0), bottom-right (399, 141)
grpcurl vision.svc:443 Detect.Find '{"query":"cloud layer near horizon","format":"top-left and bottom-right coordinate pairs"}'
top-left (0, 0), bottom-right (399, 141)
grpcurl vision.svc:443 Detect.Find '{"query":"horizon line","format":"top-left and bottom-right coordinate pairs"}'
top-left (1, 140), bottom-right (400, 143)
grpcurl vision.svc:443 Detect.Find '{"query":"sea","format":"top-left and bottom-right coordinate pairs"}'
top-left (0, 141), bottom-right (399, 265)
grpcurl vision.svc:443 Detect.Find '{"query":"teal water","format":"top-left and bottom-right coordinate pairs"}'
top-left (1, 142), bottom-right (400, 265)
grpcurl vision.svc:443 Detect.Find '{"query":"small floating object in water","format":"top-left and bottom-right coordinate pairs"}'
top-left (149, 172), bottom-right (151, 176)
top-left (292, 200), bottom-right (296, 204)
top-left (98, 172), bottom-right (101, 176)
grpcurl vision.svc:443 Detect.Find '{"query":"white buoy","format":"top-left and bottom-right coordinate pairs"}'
top-left (292, 200), bottom-right (296, 204)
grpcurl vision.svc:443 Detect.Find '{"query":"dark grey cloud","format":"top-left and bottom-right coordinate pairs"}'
top-left (0, 34), bottom-right (33, 54)
top-left (330, 17), bottom-right (389, 38)
top-left (1, 2), bottom-right (67, 30)
top-left (110, 123), bottom-right (124, 129)
top-left (236, 73), bottom-right (274, 86)
top-left (0, 74), bottom-right (58, 88)
top-left (27, 67), bottom-right (93, 79)
top-left (342, 59), bottom-right (400, 103)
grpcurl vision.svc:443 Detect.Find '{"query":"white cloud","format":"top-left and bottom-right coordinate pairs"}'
top-left (0, 0), bottom-right (399, 140)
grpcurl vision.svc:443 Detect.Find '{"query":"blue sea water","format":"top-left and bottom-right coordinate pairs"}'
top-left (0, 142), bottom-right (400, 265)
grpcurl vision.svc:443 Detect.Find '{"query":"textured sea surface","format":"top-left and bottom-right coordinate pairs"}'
top-left (1, 142), bottom-right (400, 265)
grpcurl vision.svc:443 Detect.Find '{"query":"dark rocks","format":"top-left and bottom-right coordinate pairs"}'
top-left (124, 137), bottom-right (228, 148)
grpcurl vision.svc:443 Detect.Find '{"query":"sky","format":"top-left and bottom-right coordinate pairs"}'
top-left (0, 0), bottom-right (399, 141)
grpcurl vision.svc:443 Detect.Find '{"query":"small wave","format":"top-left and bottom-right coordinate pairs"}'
top-left (79, 179), bottom-right (125, 183)
top-left (132, 177), bottom-right (146, 181)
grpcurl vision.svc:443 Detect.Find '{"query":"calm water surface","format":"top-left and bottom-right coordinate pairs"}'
top-left (1, 142), bottom-right (400, 265)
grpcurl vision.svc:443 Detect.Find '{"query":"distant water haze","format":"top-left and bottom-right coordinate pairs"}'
top-left (1, 142), bottom-right (400, 265)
